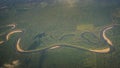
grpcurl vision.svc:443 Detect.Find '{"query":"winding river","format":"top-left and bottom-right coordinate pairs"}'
top-left (0, 24), bottom-right (16, 44)
top-left (0, 23), bottom-right (119, 54)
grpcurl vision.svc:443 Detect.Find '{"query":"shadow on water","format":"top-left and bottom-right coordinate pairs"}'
top-left (23, 57), bottom-right (31, 68)
top-left (27, 32), bottom-right (46, 50)
top-left (33, 32), bottom-right (45, 40)
top-left (32, 32), bottom-right (47, 68)
top-left (27, 40), bottom-right (41, 50)
top-left (39, 50), bottom-right (47, 68)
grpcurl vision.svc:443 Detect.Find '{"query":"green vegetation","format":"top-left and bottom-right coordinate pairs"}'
top-left (0, 1), bottom-right (120, 68)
